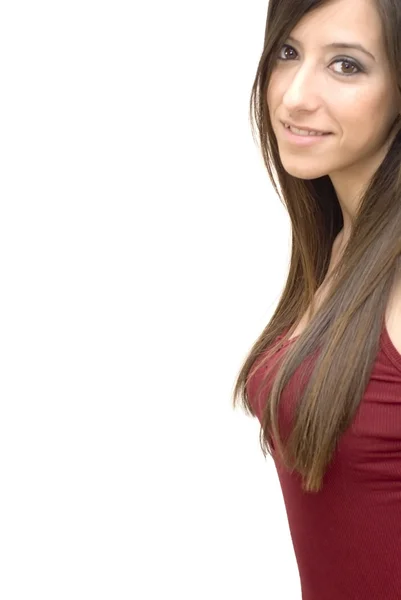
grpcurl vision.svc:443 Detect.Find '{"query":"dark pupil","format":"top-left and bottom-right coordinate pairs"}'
top-left (342, 61), bottom-right (353, 73)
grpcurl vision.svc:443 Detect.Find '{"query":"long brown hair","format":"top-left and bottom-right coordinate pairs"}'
top-left (232, 0), bottom-right (401, 493)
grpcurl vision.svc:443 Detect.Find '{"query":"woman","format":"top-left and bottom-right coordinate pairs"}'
top-left (233, 0), bottom-right (401, 598)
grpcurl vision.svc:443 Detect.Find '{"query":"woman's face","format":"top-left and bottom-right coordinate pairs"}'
top-left (267, 0), bottom-right (400, 182)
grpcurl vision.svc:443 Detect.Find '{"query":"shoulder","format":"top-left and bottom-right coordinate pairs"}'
top-left (385, 277), bottom-right (401, 356)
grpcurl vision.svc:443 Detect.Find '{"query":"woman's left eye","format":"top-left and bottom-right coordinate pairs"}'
top-left (331, 59), bottom-right (361, 76)
top-left (276, 44), bottom-right (363, 77)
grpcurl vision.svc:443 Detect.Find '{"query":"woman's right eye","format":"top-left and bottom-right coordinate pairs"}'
top-left (277, 44), bottom-right (297, 60)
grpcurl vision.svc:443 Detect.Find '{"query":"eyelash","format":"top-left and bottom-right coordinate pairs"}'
top-left (276, 44), bottom-right (364, 77)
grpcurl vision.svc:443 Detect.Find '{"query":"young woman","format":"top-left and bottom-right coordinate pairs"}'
top-left (233, 0), bottom-right (401, 598)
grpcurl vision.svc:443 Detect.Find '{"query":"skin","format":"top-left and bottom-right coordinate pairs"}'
top-left (267, 0), bottom-right (400, 245)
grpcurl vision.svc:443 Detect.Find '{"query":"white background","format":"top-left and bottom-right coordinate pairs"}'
top-left (0, 1), bottom-right (301, 598)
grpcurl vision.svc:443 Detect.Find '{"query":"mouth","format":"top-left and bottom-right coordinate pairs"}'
top-left (280, 121), bottom-right (333, 146)
top-left (281, 121), bottom-right (332, 136)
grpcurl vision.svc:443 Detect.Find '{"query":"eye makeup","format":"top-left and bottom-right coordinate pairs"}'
top-left (276, 43), bottom-right (366, 77)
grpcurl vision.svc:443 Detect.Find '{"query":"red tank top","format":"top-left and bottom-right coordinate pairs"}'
top-left (247, 324), bottom-right (401, 600)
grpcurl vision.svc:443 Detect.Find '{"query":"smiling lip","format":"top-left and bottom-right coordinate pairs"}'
top-left (281, 121), bottom-right (333, 146)
top-left (282, 121), bottom-right (331, 134)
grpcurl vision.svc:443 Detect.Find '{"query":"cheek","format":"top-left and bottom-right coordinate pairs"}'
top-left (356, 93), bottom-right (386, 121)
top-left (334, 88), bottom-right (393, 143)
top-left (266, 73), bottom-right (280, 109)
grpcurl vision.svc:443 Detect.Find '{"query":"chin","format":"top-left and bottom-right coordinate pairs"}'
top-left (280, 160), bottom-right (329, 180)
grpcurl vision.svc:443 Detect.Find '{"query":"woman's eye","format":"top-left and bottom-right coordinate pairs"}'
top-left (276, 44), bottom-right (362, 77)
top-left (331, 60), bottom-right (361, 76)
top-left (277, 44), bottom-right (297, 61)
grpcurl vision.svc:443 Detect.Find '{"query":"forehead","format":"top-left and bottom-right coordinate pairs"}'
top-left (290, 0), bottom-right (384, 55)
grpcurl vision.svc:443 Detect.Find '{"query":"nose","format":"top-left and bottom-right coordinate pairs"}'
top-left (281, 63), bottom-right (322, 112)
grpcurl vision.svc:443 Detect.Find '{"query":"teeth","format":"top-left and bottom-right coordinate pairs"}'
top-left (286, 124), bottom-right (325, 136)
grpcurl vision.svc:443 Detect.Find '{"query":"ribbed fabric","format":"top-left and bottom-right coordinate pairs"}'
top-left (247, 325), bottom-right (401, 600)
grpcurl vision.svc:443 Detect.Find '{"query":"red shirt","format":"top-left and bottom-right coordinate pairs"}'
top-left (247, 325), bottom-right (401, 599)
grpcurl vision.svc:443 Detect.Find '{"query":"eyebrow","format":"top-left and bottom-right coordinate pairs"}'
top-left (287, 36), bottom-right (376, 62)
